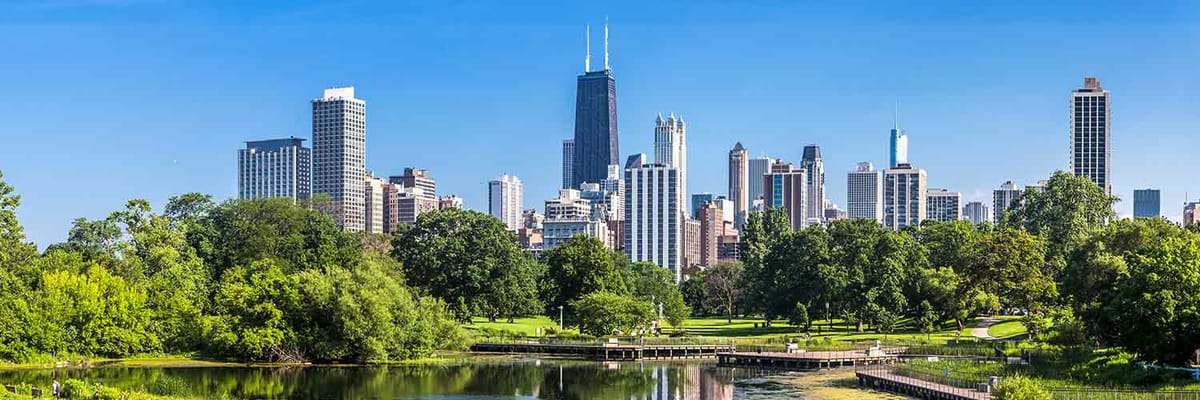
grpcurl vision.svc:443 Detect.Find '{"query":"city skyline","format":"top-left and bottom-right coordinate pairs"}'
top-left (3, 1), bottom-right (1199, 247)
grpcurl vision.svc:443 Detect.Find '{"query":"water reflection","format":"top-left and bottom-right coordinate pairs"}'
top-left (0, 360), bottom-right (790, 399)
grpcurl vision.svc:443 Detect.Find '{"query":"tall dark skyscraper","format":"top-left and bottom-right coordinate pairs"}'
top-left (571, 23), bottom-right (619, 188)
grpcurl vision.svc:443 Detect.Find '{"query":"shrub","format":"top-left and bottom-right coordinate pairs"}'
top-left (93, 384), bottom-right (122, 400)
top-left (149, 376), bottom-right (192, 397)
top-left (61, 379), bottom-right (90, 399)
top-left (994, 375), bottom-right (1049, 400)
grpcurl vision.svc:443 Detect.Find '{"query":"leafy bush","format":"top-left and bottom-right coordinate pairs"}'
top-left (149, 376), bottom-right (191, 397)
top-left (994, 375), bottom-right (1049, 400)
top-left (61, 379), bottom-right (90, 399)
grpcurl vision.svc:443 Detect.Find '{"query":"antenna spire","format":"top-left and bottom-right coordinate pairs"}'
top-left (604, 17), bottom-right (610, 70)
top-left (893, 103), bottom-right (900, 130)
top-left (585, 25), bottom-right (591, 72)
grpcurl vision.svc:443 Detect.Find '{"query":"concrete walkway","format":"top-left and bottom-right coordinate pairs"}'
top-left (970, 318), bottom-right (1000, 340)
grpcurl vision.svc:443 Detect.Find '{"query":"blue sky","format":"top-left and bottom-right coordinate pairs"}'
top-left (2, 1), bottom-right (1199, 247)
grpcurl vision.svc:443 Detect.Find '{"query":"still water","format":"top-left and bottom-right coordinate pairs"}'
top-left (0, 359), bottom-right (902, 399)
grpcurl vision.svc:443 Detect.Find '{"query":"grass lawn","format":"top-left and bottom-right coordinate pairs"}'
top-left (987, 320), bottom-right (1028, 339)
top-left (463, 316), bottom-right (557, 337)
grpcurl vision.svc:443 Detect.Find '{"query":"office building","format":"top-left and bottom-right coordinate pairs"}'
top-left (847, 162), bottom-right (882, 223)
top-left (1070, 77), bottom-right (1112, 195)
top-left (883, 163), bottom-right (926, 231)
top-left (824, 202), bottom-right (847, 221)
top-left (561, 139), bottom-right (574, 189)
top-left (439, 195), bottom-right (463, 209)
top-left (571, 24), bottom-right (619, 188)
top-left (748, 156), bottom-right (774, 207)
top-left (545, 189), bottom-right (593, 220)
top-left (762, 161), bottom-right (808, 230)
top-left (963, 201), bottom-right (990, 225)
top-left (690, 193), bottom-right (715, 218)
top-left (728, 142), bottom-right (748, 227)
top-left (389, 168), bottom-right (437, 202)
top-left (364, 175), bottom-right (386, 233)
top-left (311, 87), bottom-right (367, 231)
top-left (654, 113), bottom-right (688, 211)
top-left (993, 181), bottom-right (1023, 223)
top-left (1186, 202), bottom-right (1200, 226)
top-left (489, 174), bottom-right (523, 230)
top-left (800, 145), bottom-right (826, 224)
top-left (624, 154), bottom-right (683, 283)
top-left (1133, 189), bottom-right (1161, 218)
top-left (890, 119), bottom-right (908, 168)
top-left (925, 188), bottom-right (962, 222)
top-left (683, 219), bottom-right (701, 271)
top-left (543, 217), bottom-right (610, 250)
top-left (237, 137), bottom-right (310, 201)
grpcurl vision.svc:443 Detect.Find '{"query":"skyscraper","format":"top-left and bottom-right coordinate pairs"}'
top-left (1070, 77), bottom-right (1111, 195)
top-left (571, 24), bottom-right (619, 188)
top-left (561, 139), bottom-right (574, 189)
top-left (963, 201), bottom-right (990, 225)
top-left (800, 145), bottom-right (825, 224)
top-left (489, 174), bottom-right (523, 230)
top-left (1185, 202), bottom-right (1200, 226)
top-left (654, 113), bottom-right (687, 212)
top-left (1133, 189), bottom-right (1161, 218)
top-left (237, 137), bottom-right (310, 201)
top-left (311, 87), bottom-right (367, 231)
top-left (925, 188), bottom-right (962, 222)
top-left (762, 161), bottom-right (808, 231)
top-left (728, 143), bottom-right (748, 227)
top-left (993, 181), bottom-right (1023, 223)
top-left (747, 156), bottom-right (774, 208)
top-left (847, 162), bottom-right (882, 223)
top-left (883, 163), bottom-right (926, 231)
top-left (889, 117), bottom-right (908, 168)
top-left (624, 154), bottom-right (683, 283)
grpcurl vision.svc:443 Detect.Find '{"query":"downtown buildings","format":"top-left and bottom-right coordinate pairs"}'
top-left (925, 188), bottom-right (962, 222)
top-left (846, 162), bottom-right (882, 223)
top-left (624, 153), bottom-right (684, 283)
top-left (762, 161), bottom-right (808, 230)
top-left (1070, 77), bottom-right (1112, 195)
top-left (569, 24), bottom-right (619, 189)
top-left (727, 143), bottom-right (748, 228)
top-left (800, 145), bottom-right (825, 225)
top-left (489, 174), bottom-right (523, 231)
top-left (882, 163), bottom-right (926, 231)
top-left (963, 202), bottom-right (990, 225)
top-left (237, 137), bottom-right (311, 201)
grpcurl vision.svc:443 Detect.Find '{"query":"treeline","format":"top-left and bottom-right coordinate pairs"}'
top-left (683, 171), bottom-right (1200, 365)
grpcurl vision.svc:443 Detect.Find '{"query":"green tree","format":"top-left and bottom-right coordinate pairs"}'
top-left (1003, 170), bottom-right (1116, 272)
top-left (679, 274), bottom-right (709, 317)
top-left (626, 261), bottom-right (688, 328)
top-left (540, 235), bottom-right (629, 325)
top-left (993, 375), bottom-right (1050, 400)
top-left (703, 261), bottom-right (744, 323)
top-left (789, 302), bottom-right (810, 332)
top-left (40, 266), bottom-right (161, 357)
top-left (1104, 235), bottom-right (1200, 363)
top-left (571, 291), bottom-right (655, 337)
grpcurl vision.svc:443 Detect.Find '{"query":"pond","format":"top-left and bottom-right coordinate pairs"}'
top-left (0, 359), bottom-right (906, 399)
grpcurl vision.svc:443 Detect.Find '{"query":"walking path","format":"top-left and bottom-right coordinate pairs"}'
top-left (970, 318), bottom-right (1000, 340)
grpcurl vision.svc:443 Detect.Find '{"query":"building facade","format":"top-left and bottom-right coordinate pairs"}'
top-left (800, 145), bottom-right (826, 225)
top-left (571, 31), bottom-right (619, 189)
top-left (1070, 77), bottom-right (1112, 195)
top-left (545, 189), bottom-right (593, 220)
top-left (1133, 189), bottom-right (1161, 218)
top-left (439, 195), bottom-right (463, 209)
top-left (683, 219), bottom-right (701, 272)
top-left (1186, 202), bottom-right (1200, 226)
top-left (890, 123), bottom-right (908, 168)
top-left (762, 161), bottom-right (808, 231)
top-left (624, 154), bottom-right (683, 283)
top-left (883, 163), bottom-right (926, 231)
top-left (237, 137), bottom-right (311, 201)
top-left (963, 201), bottom-right (990, 225)
top-left (654, 114), bottom-right (687, 216)
top-left (543, 217), bottom-right (610, 250)
top-left (311, 87), bottom-right (367, 231)
top-left (847, 162), bottom-right (882, 223)
top-left (561, 139), bottom-right (574, 189)
top-left (993, 181), bottom-right (1023, 223)
top-left (728, 142), bottom-right (748, 228)
top-left (489, 174), bottom-right (523, 230)
top-left (747, 156), bottom-right (774, 208)
top-left (364, 175), bottom-right (386, 233)
top-left (925, 188), bottom-right (962, 222)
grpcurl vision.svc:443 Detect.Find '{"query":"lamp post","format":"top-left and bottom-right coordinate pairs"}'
top-left (558, 305), bottom-right (564, 332)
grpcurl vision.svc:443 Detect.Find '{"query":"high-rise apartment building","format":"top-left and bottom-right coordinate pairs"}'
top-left (728, 143), bottom-right (748, 228)
top-left (1070, 77), bottom-right (1111, 195)
top-left (762, 161), bottom-right (808, 231)
top-left (748, 156), bottom-right (774, 207)
top-left (882, 163), bottom-right (926, 231)
top-left (364, 175), bottom-right (386, 233)
top-left (963, 201), bottom-right (990, 225)
top-left (690, 193), bottom-right (715, 218)
top-left (624, 154), bottom-right (683, 283)
top-left (571, 24), bottom-right (619, 188)
top-left (1133, 189), bottom-right (1160, 218)
top-left (846, 162), bottom-right (882, 223)
top-left (389, 168), bottom-right (437, 202)
top-left (561, 139), bottom-right (574, 189)
top-left (697, 201), bottom-right (723, 268)
top-left (800, 145), bottom-right (825, 225)
top-left (489, 174), bottom-right (523, 230)
top-left (545, 189), bottom-right (593, 220)
top-left (654, 114), bottom-right (687, 212)
top-left (311, 87), bottom-right (367, 231)
top-left (993, 181), bottom-right (1023, 223)
top-left (237, 137), bottom-right (310, 201)
top-left (925, 188), bottom-right (961, 222)
top-left (438, 195), bottom-right (463, 210)
top-left (683, 218), bottom-right (701, 271)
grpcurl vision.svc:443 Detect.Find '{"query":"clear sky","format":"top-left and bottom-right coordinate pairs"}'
top-left (2, 0), bottom-right (1199, 247)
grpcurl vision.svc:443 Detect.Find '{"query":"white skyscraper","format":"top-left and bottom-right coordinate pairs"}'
top-left (237, 137), bottom-right (310, 201)
top-left (926, 188), bottom-right (962, 222)
top-left (963, 201), bottom-right (990, 225)
top-left (847, 162), bottom-right (882, 223)
top-left (489, 174), bottom-right (523, 231)
top-left (883, 163), bottom-right (926, 231)
top-left (747, 156), bottom-right (774, 208)
top-left (311, 87), bottom-right (367, 231)
top-left (1070, 77), bottom-right (1111, 195)
top-left (654, 114), bottom-right (687, 212)
top-left (992, 181), bottom-right (1023, 224)
top-left (364, 175), bottom-right (386, 233)
top-left (801, 145), bottom-right (825, 224)
top-left (624, 154), bottom-right (683, 283)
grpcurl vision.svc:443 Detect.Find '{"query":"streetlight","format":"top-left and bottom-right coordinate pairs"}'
top-left (558, 305), bottom-right (564, 332)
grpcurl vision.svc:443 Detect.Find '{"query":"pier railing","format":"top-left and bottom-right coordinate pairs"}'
top-left (1045, 388), bottom-right (1200, 400)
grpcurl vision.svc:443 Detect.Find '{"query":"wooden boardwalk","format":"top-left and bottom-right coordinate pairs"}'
top-left (857, 369), bottom-right (990, 400)
top-left (470, 342), bottom-right (735, 361)
top-left (716, 349), bottom-right (900, 370)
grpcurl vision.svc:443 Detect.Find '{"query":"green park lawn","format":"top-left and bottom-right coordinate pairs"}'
top-left (987, 319), bottom-right (1028, 339)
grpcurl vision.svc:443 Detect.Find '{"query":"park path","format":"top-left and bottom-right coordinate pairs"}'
top-left (970, 318), bottom-right (1000, 340)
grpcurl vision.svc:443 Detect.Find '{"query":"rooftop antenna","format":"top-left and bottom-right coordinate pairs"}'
top-left (893, 103), bottom-right (901, 130)
top-left (584, 25), bottom-right (591, 72)
top-left (604, 17), bottom-right (610, 70)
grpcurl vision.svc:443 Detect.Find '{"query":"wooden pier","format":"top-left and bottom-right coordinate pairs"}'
top-left (716, 349), bottom-right (900, 370)
top-left (856, 368), bottom-right (990, 400)
top-left (470, 342), bottom-right (735, 361)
